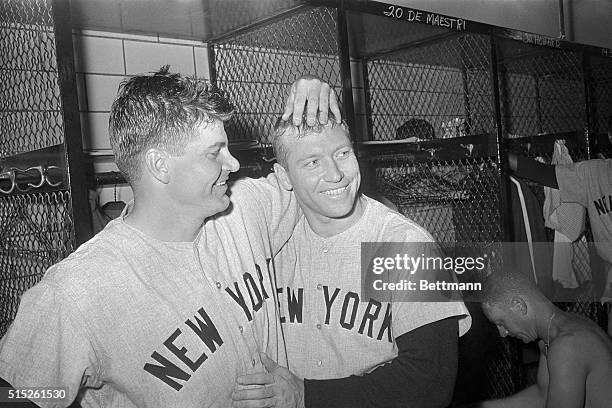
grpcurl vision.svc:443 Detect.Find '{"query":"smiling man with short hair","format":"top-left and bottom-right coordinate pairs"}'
top-left (0, 68), bottom-right (339, 408)
top-left (232, 114), bottom-right (471, 408)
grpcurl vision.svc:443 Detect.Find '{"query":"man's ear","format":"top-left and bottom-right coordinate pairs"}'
top-left (510, 296), bottom-right (528, 316)
top-left (273, 163), bottom-right (293, 191)
top-left (144, 148), bottom-right (170, 184)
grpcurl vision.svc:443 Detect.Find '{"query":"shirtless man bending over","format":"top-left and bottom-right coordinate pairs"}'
top-left (480, 271), bottom-right (612, 408)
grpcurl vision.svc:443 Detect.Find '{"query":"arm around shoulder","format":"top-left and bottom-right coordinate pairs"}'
top-left (229, 174), bottom-right (301, 251)
top-left (304, 317), bottom-right (459, 408)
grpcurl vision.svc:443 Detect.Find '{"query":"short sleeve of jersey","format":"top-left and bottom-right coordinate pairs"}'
top-left (378, 213), bottom-right (471, 338)
top-left (0, 279), bottom-right (101, 406)
top-left (556, 162), bottom-right (590, 206)
top-left (228, 173), bottom-right (301, 252)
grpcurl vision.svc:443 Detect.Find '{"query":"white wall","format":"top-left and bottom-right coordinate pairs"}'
top-left (387, 0), bottom-right (612, 49)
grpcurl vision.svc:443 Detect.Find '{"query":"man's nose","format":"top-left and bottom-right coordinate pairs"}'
top-left (223, 151), bottom-right (240, 172)
top-left (324, 160), bottom-right (343, 182)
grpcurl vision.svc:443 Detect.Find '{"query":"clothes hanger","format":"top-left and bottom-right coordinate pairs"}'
top-left (100, 176), bottom-right (126, 220)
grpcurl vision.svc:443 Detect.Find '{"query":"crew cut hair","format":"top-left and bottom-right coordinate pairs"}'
top-left (482, 270), bottom-right (539, 307)
top-left (109, 66), bottom-right (234, 185)
top-left (270, 110), bottom-right (348, 167)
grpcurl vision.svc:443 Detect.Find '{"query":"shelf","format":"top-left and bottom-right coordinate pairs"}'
top-left (357, 133), bottom-right (496, 163)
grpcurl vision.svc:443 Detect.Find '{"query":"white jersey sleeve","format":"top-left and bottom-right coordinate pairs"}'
top-left (0, 279), bottom-right (101, 407)
top-left (227, 173), bottom-right (301, 253)
top-left (381, 216), bottom-right (472, 338)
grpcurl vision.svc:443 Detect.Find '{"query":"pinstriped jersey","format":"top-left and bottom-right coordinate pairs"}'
top-left (274, 195), bottom-right (471, 379)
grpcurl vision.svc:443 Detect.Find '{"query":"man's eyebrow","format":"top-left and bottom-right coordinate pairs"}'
top-left (294, 154), bottom-right (320, 163)
top-left (206, 142), bottom-right (227, 149)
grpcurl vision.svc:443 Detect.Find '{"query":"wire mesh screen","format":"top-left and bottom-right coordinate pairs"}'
top-left (497, 41), bottom-right (586, 137)
top-left (211, 6), bottom-right (342, 155)
top-left (374, 158), bottom-right (500, 245)
top-left (589, 57), bottom-right (612, 133)
top-left (368, 150), bottom-right (517, 399)
top-left (365, 33), bottom-right (495, 141)
top-left (362, 27), bottom-right (522, 399)
top-left (0, 0), bottom-right (64, 157)
top-left (0, 0), bottom-right (76, 339)
top-left (0, 191), bottom-right (75, 337)
top-left (587, 55), bottom-right (612, 158)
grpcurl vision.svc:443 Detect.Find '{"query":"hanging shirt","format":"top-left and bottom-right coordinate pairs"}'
top-left (556, 159), bottom-right (612, 263)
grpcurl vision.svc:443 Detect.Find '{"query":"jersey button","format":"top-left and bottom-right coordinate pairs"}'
top-left (251, 359), bottom-right (256, 367)
top-left (322, 247), bottom-right (329, 253)
top-left (317, 284), bottom-right (322, 290)
top-left (215, 282), bottom-right (222, 289)
top-left (317, 360), bottom-right (322, 366)
top-left (238, 326), bottom-right (244, 333)
top-left (316, 324), bottom-right (322, 330)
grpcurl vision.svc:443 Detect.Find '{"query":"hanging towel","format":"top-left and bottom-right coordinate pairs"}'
top-left (510, 176), bottom-right (538, 283)
top-left (543, 140), bottom-right (590, 288)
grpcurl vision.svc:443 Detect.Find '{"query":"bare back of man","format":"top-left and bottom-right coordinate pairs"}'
top-left (481, 311), bottom-right (612, 408)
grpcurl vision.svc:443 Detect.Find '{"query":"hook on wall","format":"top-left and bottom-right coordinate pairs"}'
top-left (0, 165), bottom-right (63, 195)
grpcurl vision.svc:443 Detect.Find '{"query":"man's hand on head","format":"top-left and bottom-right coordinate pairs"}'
top-left (283, 75), bottom-right (341, 127)
top-left (232, 353), bottom-right (305, 408)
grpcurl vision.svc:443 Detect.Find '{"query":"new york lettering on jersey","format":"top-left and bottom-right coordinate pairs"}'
top-left (277, 285), bottom-right (392, 342)
top-left (594, 194), bottom-right (612, 216)
top-left (144, 260), bottom-right (273, 391)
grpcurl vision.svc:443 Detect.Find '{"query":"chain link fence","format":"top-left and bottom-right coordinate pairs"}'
top-left (357, 28), bottom-right (520, 400)
top-left (1, 0), bottom-right (75, 338)
top-left (497, 40), bottom-right (587, 137)
top-left (0, 191), bottom-right (75, 336)
top-left (366, 33), bottom-right (495, 141)
top-left (587, 55), bottom-right (612, 158)
top-left (211, 6), bottom-right (342, 162)
top-left (374, 158), bottom-right (500, 245)
top-left (0, 0), bottom-right (63, 157)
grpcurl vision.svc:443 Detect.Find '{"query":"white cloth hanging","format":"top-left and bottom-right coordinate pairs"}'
top-left (543, 140), bottom-right (590, 288)
top-left (510, 176), bottom-right (538, 284)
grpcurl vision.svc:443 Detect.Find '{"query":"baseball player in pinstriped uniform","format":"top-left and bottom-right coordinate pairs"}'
top-left (0, 70), bottom-right (338, 408)
top-left (232, 115), bottom-right (472, 408)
